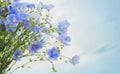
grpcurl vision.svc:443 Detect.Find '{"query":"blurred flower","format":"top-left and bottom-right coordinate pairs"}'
top-left (5, 23), bottom-right (16, 32)
top-left (14, 0), bottom-right (21, 2)
top-left (47, 47), bottom-right (60, 59)
top-left (57, 20), bottom-right (70, 35)
top-left (14, 2), bottom-right (28, 8)
top-left (31, 26), bottom-right (40, 33)
top-left (18, 12), bottom-right (29, 21)
top-left (22, 20), bottom-right (30, 29)
top-left (7, 14), bottom-right (20, 25)
top-left (29, 42), bottom-right (43, 53)
top-left (37, 1), bottom-right (54, 11)
top-left (8, 2), bottom-right (27, 14)
top-left (36, 1), bottom-right (44, 12)
top-left (27, 4), bottom-right (35, 8)
top-left (58, 34), bottom-right (71, 45)
top-left (0, 19), bottom-right (3, 25)
top-left (43, 4), bottom-right (54, 10)
top-left (13, 50), bottom-right (23, 61)
top-left (28, 13), bottom-right (39, 21)
top-left (70, 55), bottom-right (80, 65)
top-left (8, 5), bottom-right (17, 14)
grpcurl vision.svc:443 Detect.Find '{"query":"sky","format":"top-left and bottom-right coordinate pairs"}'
top-left (11, 0), bottom-right (120, 74)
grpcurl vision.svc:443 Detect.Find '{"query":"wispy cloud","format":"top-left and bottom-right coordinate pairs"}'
top-left (93, 41), bottom-right (120, 54)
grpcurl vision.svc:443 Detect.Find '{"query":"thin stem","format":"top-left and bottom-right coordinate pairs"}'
top-left (47, 59), bottom-right (56, 72)
top-left (10, 59), bottom-right (42, 74)
top-left (9, 61), bottom-right (30, 74)
top-left (6, 61), bottom-right (16, 72)
top-left (60, 55), bottom-right (71, 59)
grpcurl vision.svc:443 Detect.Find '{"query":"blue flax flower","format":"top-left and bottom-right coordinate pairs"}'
top-left (13, 50), bottom-right (23, 61)
top-left (8, 5), bottom-right (18, 14)
top-left (29, 42), bottom-right (43, 53)
top-left (70, 55), bottom-right (80, 65)
top-left (57, 20), bottom-right (70, 35)
top-left (47, 47), bottom-right (60, 59)
top-left (7, 14), bottom-right (21, 26)
top-left (8, 2), bottom-right (27, 14)
top-left (58, 34), bottom-right (71, 45)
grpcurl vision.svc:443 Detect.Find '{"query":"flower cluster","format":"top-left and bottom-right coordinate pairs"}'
top-left (0, 0), bottom-right (80, 73)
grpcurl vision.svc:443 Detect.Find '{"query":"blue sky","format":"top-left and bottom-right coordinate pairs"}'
top-left (12, 0), bottom-right (120, 74)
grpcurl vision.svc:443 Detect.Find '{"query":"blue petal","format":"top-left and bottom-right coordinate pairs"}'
top-left (13, 50), bottom-right (23, 61)
top-left (47, 47), bottom-right (60, 59)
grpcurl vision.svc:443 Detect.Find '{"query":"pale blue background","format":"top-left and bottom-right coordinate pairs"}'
top-left (12, 0), bottom-right (120, 74)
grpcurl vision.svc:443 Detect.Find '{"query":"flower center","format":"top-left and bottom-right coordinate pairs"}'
top-left (13, 18), bottom-right (17, 23)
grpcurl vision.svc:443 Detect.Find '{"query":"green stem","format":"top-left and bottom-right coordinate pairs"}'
top-left (6, 61), bottom-right (16, 72)
top-left (47, 59), bottom-right (56, 72)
